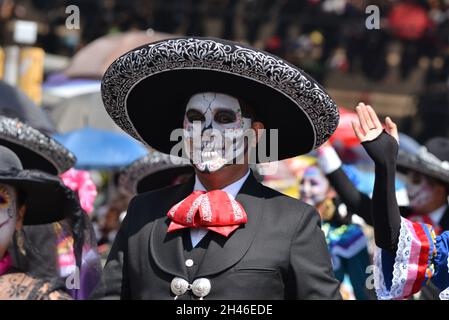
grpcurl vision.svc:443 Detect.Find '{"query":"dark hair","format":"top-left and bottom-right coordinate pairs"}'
top-left (15, 188), bottom-right (27, 209)
top-left (237, 98), bottom-right (257, 122)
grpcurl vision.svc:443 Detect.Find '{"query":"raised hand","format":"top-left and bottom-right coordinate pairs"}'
top-left (351, 102), bottom-right (399, 144)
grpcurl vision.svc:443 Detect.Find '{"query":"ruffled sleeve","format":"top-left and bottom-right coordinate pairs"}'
top-left (374, 217), bottom-right (449, 300)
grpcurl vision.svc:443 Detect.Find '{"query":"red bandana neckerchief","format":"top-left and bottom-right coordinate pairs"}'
top-left (167, 190), bottom-right (247, 237)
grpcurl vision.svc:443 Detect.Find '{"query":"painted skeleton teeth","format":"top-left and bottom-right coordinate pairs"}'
top-left (201, 151), bottom-right (219, 159)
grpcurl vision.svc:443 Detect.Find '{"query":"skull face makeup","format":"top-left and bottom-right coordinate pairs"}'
top-left (183, 92), bottom-right (252, 173)
top-left (406, 171), bottom-right (434, 211)
top-left (300, 166), bottom-right (330, 206)
top-left (0, 184), bottom-right (17, 258)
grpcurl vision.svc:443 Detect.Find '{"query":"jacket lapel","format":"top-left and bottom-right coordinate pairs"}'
top-left (195, 172), bottom-right (265, 278)
top-left (149, 177), bottom-right (195, 279)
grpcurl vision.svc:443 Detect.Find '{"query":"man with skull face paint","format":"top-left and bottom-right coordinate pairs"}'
top-left (94, 37), bottom-right (341, 299)
top-left (183, 92), bottom-right (254, 174)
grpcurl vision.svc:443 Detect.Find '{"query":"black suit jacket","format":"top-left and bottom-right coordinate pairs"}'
top-left (92, 173), bottom-right (341, 300)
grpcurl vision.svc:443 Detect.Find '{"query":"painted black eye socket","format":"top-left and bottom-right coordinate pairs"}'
top-left (186, 109), bottom-right (205, 123)
top-left (214, 110), bottom-right (236, 124)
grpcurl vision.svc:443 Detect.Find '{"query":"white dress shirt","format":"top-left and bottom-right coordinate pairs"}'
top-left (190, 170), bottom-right (251, 247)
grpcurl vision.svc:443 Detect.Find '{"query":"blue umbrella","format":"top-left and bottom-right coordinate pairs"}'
top-left (342, 164), bottom-right (406, 196)
top-left (53, 127), bottom-right (149, 170)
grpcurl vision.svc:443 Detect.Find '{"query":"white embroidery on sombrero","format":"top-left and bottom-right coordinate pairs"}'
top-left (118, 151), bottom-right (191, 194)
top-left (101, 38), bottom-right (339, 151)
top-left (417, 146), bottom-right (449, 170)
top-left (0, 117), bottom-right (76, 174)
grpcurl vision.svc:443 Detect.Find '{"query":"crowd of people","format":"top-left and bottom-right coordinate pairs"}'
top-left (0, 0), bottom-right (449, 301)
top-left (3, 0), bottom-right (449, 140)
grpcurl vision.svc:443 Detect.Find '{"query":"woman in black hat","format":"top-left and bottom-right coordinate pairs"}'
top-left (0, 145), bottom-right (79, 299)
top-left (348, 103), bottom-right (449, 300)
top-left (93, 37), bottom-right (342, 299)
top-left (0, 116), bottom-right (102, 300)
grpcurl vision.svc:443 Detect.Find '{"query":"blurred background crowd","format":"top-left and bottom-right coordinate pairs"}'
top-left (1, 0), bottom-right (449, 299)
top-left (3, 0), bottom-right (449, 139)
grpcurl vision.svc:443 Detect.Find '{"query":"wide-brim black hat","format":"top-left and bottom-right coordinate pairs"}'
top-left (119, 151), bottom-right (193, 194)
top-left (397, 137), bottom-right (449, 185)
top-left (0, 116), bottom-right (76, 175)
top-left (0, 146), bottom-right (78, 225)
top-left (102, 37), bottom-right (339, 161)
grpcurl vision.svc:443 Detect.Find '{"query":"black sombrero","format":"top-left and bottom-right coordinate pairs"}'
top-left (0, 146), bottom-right (79, 225)
top-left (101, 37), bottom-right (339, 161)
top-left (0, 116), bottom-right (76, 175)
top-left (118, 151), bottom-right (194, 194)
top-left (397, 137), bottom-right (449, 185)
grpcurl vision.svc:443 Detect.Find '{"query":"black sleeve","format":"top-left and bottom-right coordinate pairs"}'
top-left (327, 167), bottom-right (374, 225)
top-left (361, 131), bottom-right (401, 254)
top-left (90, 198), bottom-right (134, 300)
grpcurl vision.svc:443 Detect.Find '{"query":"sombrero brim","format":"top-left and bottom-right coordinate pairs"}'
top-left (118, 153), bottom-right (194, 194)
top-left (0, 170), bottom-right (79, 225)
top-left (397, 151), bottom-right (449, 185)
top-left (102, 37), bottom-right (339, 161)
top-left (136, 166), bottom-right (194, 194)
top-left (0, 116), bottom-right (76, 174)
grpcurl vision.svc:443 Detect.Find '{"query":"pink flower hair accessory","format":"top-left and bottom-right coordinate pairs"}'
top-left (60, 168), bottom-right (97, 214)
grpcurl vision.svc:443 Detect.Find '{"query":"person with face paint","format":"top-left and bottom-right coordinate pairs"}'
top-left (346, 103), bottom-right (449, 300)
top-left (299, 161), bottom-right (371, 300)
top-left (92, 37), bottom-right (341, 299)
top-left (0, 116), bottom-right (102, 300)
top-left (0, 145), bottom-right (80, 299)
top-left (317, 106), bottom-right (449, 299)
top-left (318, 124), bottom-right (449, 232)
top-left (396, 145), bottom-right (449, 236)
